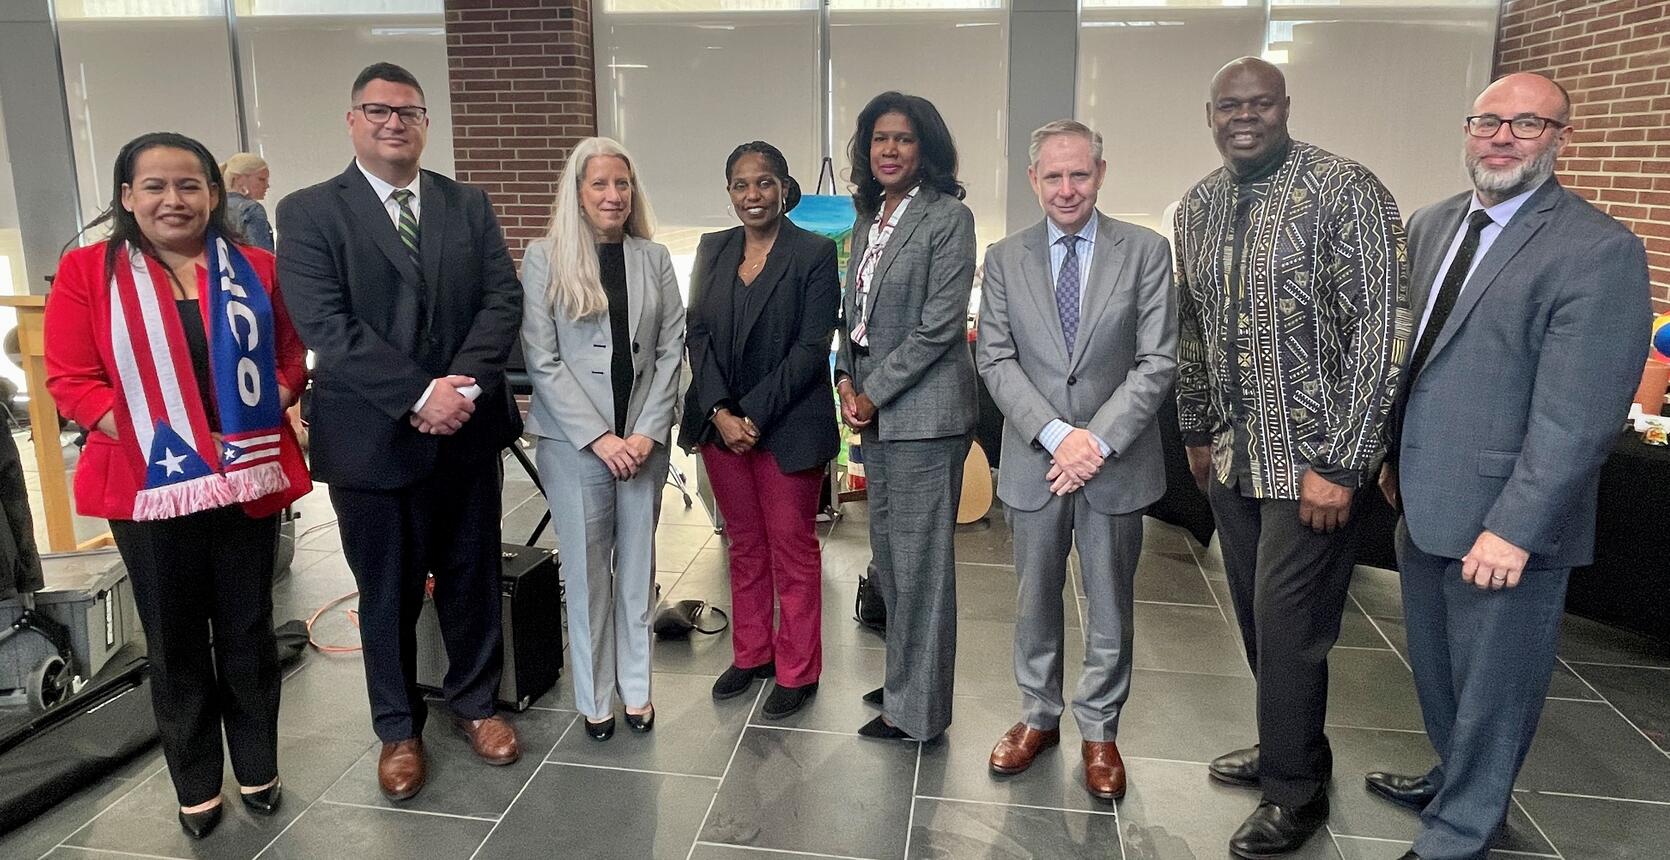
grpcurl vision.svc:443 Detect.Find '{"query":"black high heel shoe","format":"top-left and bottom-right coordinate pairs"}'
top-left (585, 716), bottom-right (616, 741)
top-left (178, 802), bottom-right (224, 840)
top-left (240, 780), bottom-right (283, 816)
top-left (624, 705), bottom-right (655, 734)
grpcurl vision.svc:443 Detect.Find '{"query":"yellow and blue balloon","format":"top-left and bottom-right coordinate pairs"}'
top-left (1654, 312), bottom-right (1670, 364)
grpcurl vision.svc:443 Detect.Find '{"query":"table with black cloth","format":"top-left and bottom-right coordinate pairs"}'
top-left (1150, 422), bottom-right (1670, 644)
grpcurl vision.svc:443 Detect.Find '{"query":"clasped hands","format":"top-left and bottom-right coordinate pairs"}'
top-left (590, 431), bottom-right (656, 480)
top-left (1046, 429), bottom-right (1104, 496)
top-left (712, 408), bottom-right (760, 455)
top-left (837, 379), bottom-right (876, 430)
top-left (410, 375), bottom-right (477, 435)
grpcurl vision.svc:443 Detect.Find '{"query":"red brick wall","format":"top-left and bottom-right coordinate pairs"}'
top-left (444, 0), bottom-right (597, 257)
top-left (1496, 0), bottom-right (1670, 313)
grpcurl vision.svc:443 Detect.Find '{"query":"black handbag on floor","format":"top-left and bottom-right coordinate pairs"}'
top-left (854, 566), bottom-right (886, 632)
top-left (653, 600), bottom-right (729, 639)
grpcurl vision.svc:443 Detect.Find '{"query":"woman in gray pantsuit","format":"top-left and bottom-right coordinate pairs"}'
top-left (834, 92), bottom-right (978, 742)
top-left (520, 137), bottom-right (684, 741)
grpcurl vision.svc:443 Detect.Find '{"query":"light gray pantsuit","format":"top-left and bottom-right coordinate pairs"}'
top-left (1011, 498), bottom-right (1142, 741)
top-left (539, 437), bottom-right (668, 720)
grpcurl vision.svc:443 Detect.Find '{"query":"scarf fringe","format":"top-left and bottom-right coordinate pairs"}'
top-left (132, 473), bottom-right (239, 522)
top-left (224, 461), bottom-right (291, 504)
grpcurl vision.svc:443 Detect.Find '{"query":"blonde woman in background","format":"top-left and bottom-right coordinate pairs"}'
top-left (519, 137), bottom-right (684, 741)
top-left (221, 153), bottom-right (273, 251)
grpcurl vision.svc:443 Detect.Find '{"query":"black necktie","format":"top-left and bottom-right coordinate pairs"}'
top-left (1408, 209), bottom-right (1493, 378)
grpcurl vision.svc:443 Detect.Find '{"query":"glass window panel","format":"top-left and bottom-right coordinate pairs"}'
top-left (830, 0), bottom-right (1008, 255)
top-left (236, 2), bottom-right (454, 212)
top-left (595, 3), bottom-right (821, 291)
top-left (0, 91), bottom-right (27, 396)
top-left (1077, 4), bottom-right (1266, 232)
top-left (56, 1), bottom-right (242, 232)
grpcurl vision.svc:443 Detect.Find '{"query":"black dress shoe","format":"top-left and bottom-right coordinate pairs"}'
top-left (1395, 852), bottom-right (1421, 859)
top-left (1210, 745), bottom-right (1261, 787)
top-left (178, 802), bottom-right (223, 840)
top-left (625, 706), bottom-right (655, 733)
top-left (1229, 796), bottom-right (1329, 859)
top-left (1365, 771), bottom-right (1438, 811)
top-left (585, 716), bottom-right (616, 741)
top-left (761, 681), bottom-right (818, 719)
top-left (862, 686), bottom-right (884, 706)
top-left (239, 780), bottom-right (283, 815)
top-left (858, 715), bottom-right (914, 740)
top-left (712, 662), bottom-right (773, 700)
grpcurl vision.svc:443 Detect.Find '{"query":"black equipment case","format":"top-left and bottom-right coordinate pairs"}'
top-left (415, 544), bottom-right (562, 711)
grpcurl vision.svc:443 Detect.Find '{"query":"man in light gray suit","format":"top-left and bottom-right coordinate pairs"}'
top-left (976, 120), bottom-right (1177, 801)
top-left (1368, 73), bottom-right (1651, 860)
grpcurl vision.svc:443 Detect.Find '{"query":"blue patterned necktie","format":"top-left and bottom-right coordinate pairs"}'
top-left (1056, 234), bottom-right (1081, 354)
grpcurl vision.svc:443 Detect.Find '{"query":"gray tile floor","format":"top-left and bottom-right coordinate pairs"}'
top-left (5, 447), bottom-right (1670, 860)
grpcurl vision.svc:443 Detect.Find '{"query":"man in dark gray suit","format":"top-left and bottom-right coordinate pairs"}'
top-left (976, 120), bottom-right (1176, 801)
top-left (1367, 73), bottom-right (1651, 860)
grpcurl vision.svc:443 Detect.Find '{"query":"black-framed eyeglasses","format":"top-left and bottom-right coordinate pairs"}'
top-left (1465, 114), bottom-right (1566, 139)
top-left (356, 103), bottom-right (428, 124)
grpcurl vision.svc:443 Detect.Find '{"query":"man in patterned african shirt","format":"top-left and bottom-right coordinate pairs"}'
top-left (1173, 57), bottom-right (1410, 858)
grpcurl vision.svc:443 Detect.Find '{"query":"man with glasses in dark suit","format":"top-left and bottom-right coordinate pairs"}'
top-left (277, 62), bottom-right (525, 801)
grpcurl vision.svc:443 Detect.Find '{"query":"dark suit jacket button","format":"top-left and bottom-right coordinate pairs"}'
top-left (633, 342), bottom-right (640, 354)
top-left (1067, 375), bottom-right (1077, 386)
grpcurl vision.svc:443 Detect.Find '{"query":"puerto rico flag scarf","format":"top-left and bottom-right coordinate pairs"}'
top-left (109, 237), bottom-right (290, 521)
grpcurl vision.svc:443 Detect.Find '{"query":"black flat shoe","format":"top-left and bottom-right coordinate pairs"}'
top-left (239, 781), bottom-right (283, 816)
top-left (713, 663), bottom-right (774, 700)
top-left (1210, 745), bottom-right (1261, 787)
top-left (862, 686), bottom-right (884, 706)
top-left (1229, 796), bottom-right (1329, 859)
top-left (624, 706), bottom-right (655, 733)
top-left (178, 802), bottom-right (223, 840)
top-left (858, 715), bottom-right (914, 741)
top-left (762, 682), bottom-right (818, 719)
top-left (1364, 771), bottom-right (1438, 811)
top-left (585, 716), bottom-right (616, 741)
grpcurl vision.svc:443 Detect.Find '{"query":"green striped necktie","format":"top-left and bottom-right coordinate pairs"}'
top-left (391, 188), bottom-right (420, 269)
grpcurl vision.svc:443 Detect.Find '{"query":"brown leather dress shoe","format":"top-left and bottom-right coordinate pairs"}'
top-left (989, 722), bottom-right (1061, 775)
top-left (378, 738), bottom-right (426, 801)
top-left (453, 714), bottom-right (521, 765)
top-left (1082, 740), bottom-right (1127, 801)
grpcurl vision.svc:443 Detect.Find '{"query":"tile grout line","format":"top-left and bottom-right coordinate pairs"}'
top-left (46, 756), bottom-right (175, 859)
top-left (253, 736), bottom-right (380, 859)
top-left (1509, 793), bottom-right (1566, 860)
top-left (1324, 823), bottom-right (1348, 859)
top-left (47, 845), bottom-right (192, 860)
top-left (467, 712), bottom-right (579, 860)
top-left (684, 683), bottom-right (769, 860)
top-left (901, 742), bottom-right (923, 859)
top-left (1525, 788), bottom-right (1670, 806)
top-left (541, 760), bottom-right (722, 781)
top-left (1180, 532), bottom-right (1235, 633)
top-left (317, 798), bottom-right (499, 823)
top-left (912, 794), bottom-right (1120, 818)
top-left (1347, 590), bottom-right (1414, 674)
top-left (692, 841), bottom-right (880, 860)
top-left (1556, 657), bottom-right (1670, 762)
top-left (1559, 659), bottom-right (1670, 671)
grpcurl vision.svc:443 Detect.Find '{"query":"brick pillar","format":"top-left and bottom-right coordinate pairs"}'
top-left (1496, 0), bottom-right (1670, 312)
top-left (444, 0), bottom-right (597, 257)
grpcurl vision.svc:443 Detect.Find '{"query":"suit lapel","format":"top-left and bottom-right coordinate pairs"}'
top-left (336, 164), bottom-right (420, 289)
top-left (418, 171), bottom-right (447, 297)
top-left (1424, 181), bottom-right (1561, 367)
top-left (736, 225), bottom-right (795, 350)
top-left (707, 230), bottom-right (742, 367)
top-left (1018, 222), bottom-right (1069, 367)
top-left (864, 189), bottom-right (930, 324)
top-left (1069, 213), bottom-right (1127, 371)
top-left (625, 237), bottom-right (649, 346)
top-left (1408, 194), bottom-right (1471, 327)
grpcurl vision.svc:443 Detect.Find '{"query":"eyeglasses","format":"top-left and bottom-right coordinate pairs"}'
top-left (355, 103), bottom-right (428, 124)
top-left (1465, 114), bottom-right (1566, 139)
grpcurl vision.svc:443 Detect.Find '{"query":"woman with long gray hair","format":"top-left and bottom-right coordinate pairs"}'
top-left (519, 137), bottom-right (684, 740)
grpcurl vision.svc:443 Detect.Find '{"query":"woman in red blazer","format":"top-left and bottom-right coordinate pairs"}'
top-left (44, 132), bottom-right (310, 840)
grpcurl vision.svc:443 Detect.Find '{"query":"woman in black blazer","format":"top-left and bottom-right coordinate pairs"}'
top-left (679, 142), bottom-right (839, 719)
